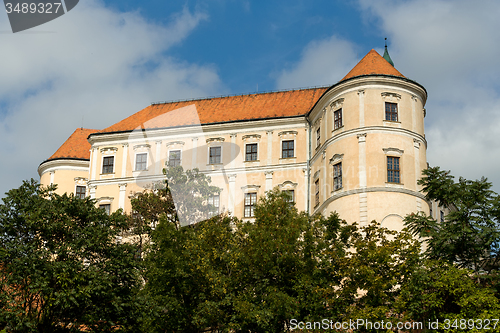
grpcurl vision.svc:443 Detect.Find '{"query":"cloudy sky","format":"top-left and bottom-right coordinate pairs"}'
top-left (1, 0), bottom-right (499, 196)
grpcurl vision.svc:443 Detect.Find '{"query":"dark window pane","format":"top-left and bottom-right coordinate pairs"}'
top-left (102, 156), bottom-right (114, 174)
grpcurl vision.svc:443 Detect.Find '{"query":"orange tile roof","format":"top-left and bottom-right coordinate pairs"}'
top-left (47, 128), bottom-right (97, 161)
top-left (98, 87), bottom-right (328, 134)
top-left (341, 49), bottom-right (404, 81)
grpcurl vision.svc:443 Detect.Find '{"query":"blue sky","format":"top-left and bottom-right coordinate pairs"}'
top-left (0, 0), bottom-right (499, 196)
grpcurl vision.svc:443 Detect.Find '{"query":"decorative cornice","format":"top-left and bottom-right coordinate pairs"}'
top-left (329, 153), bottom-right (344, 164)
top-left (100, 147), bottom-right (118, 154)
top-left (330, 97), bottom-right (345, 109)
top-left (381, 92), bottom-right (402, 100)
top-left (206, 137), bottom-right (225, 143)
top-left (278, 180), bottom-right (298, 189)
top-left (383, 147), bottom-right (404, 156)
top-left (242, 134), bottom-right (261, 141)
top-left (133, 144), bottom-right (151, 150)
top-left (313, 170), bottom-right (320, 179)
top-left (278, 130), bottom-right (298, 137)
top-left (241, 184), bottom-right (261, 192)
top-left (166, 141), bottom-right (185, 147)
top-left (357, 133), bottom-right (367, 143)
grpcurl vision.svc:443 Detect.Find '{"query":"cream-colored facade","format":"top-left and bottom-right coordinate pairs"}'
top-left (39, 49), bottom-right (443, 229)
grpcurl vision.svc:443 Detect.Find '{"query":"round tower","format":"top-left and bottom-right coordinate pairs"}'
top-left (308, 49), bottom-right (428, 230)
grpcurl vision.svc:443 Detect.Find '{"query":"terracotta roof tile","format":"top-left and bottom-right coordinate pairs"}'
top-left (48, 128), bottom-right (97, 161)
top-left (98, 87), bottom-right (328, 134)
top-left (341, 49), bottom-right (404, 81)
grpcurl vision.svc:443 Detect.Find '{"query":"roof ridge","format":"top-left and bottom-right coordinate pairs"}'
top-left (150, 85), bottom-right (331, 106)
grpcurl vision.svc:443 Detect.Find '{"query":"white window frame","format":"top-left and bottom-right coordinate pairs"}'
top-left (244, 142), bottom-right (259, 162)
top-left (101, 155), bottom-right (115, 174)
top-left (167, 149), bottom-right (182, 167)
top-left (134, 152), bottom-right (149, 171)
top-left (208, 145), bottom-right (223, 165)
top-left (280, 139), bottom-right (296, 159)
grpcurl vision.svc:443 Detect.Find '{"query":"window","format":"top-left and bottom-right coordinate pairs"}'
top-left (245, 143), bottom-right (258, 161)
top-left (75, 186), bottom-right (86, 199)
top-left (99, 204), bottom-right (111, 215)
top-left (282, 140), bottom-right (294, 158)
top-left (333, 162), bottom-right (342, 190)
top-left (244, 193), bottom-right (257, 218)
top-left (316, 127), bottom-right (321, 147)
top-left (314, 179), bottom-right (320, 207)
top-left (387, 156), bottom-right (400, 183)
top-left (385, 102), bottom-right (398, 121)
top-left (209, 146), bottom-right (221, 164)
top-left (135, 153), bottom-right (147, 171)
top-left (102, 156), bottom-right (114, 174)
top-left (168, 150), bottom-right (181, 167)
top-left (334, 109), bottom-right (343, 129)
top-left (284, 190), bottom-right (295, 204)
top-left (208, 194), bottom-right (220, 216)
top-left (440, 210), bottom-right (445, 223)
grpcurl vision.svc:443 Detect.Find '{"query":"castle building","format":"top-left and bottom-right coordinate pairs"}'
top-left (38, 48), bottom-right (433, 229)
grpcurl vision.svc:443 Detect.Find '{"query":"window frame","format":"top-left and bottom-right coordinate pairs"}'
top-left (168, 149), bottom-right (182, 167)
top-left (387, 156), bottom-right (400, 183)
top-left (135, 152), bottom-right (148, 171)
top-left (316, 126), bottom-right (321, 148)
top-left (244, 192), bottom-right (257, 218)
top-left (284, 189), bottom-right (295, 204)
top-left (75, 185), bottom-right (86, 199)
top-left (385, 102), bottom-right (398, 122)
top-left (281, 140), bottom-right (295, 158)
top-left (333, 162), bottom-right (342, 190)
top-left (245, 143), bottom-right (258, 162)
top-left (209, 146), bottom-right (222, 165)
top-left (102, 156), bottom-right (115, 174)
top-left (314, 179), bottom-right (320, 207)
top-left (99, 204), bottom-right (111, 215)
top-left (208, 194), bottom-right (220, 217)
top-left (334, 108), bottom-right (343, 130)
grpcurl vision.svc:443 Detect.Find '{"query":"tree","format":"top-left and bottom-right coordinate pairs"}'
top-left (404, 166), bottom-right (500, 272)
top-left (0, 180), bottom-right (141, 332)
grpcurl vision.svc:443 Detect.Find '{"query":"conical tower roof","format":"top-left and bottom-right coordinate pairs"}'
top-left (341, 49), bottom-right (404, 81)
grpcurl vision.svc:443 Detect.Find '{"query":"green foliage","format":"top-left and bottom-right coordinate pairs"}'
top-left (397, 260), bottom-right (500, 332)
top-left (404, 166), bottom-right (500, 271)
top-left (0, 180), bottom-right (141, 332)
top-left (330, 222), bottom-right (421, 327)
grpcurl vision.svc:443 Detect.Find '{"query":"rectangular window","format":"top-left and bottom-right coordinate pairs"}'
top-left (135, 153), bottom-right (147, 171)
top-left (99, 204), bottom-right (111, 215)
top-left (315, 179), bottom-right (320, 207)
top-left (102, 156), bottom-right (114, 174)
top-left (385, 102), bottom-right (398, 121)
top-left (282, 140), bottom-right (294, 158)
top-left (168, 150), bottom-right (181, 167)
top-left (440, 210), bottom-right (445, 223)
top-left (208, 194), bottom-right (220, 217)
top-left (284, 190), bottom-right (295, 204)
top-left (244, 193), bottom-right (257, 218)
top-left (209, 146), bottom-right (221, 164)
top-left (333, 162), bottom-right (342, 190)
top-left (75, 185), bottom-right (86, 199)
top-left (316, 127), bottom-right (321, 147)
top-left (334, 109), bottom-right (343, 129)
top-left (245, 143), bottom-right (258, 161)
top-left (387, 156), bottom-right (400, 183)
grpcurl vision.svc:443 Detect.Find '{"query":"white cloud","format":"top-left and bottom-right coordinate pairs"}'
top-left (275, 35), bottom-right (359, 90)
top-left (0, 0), bottom-right (224, 196)
top-left (356, 0), bottom-right (500, 192)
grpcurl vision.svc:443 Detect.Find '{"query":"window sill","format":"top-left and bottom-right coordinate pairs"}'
top-left (332, 125), bottom-right (344, 132)
top-left (331, 187), bottom-right (343, 193)
top-left (244, 159), bottom-right (260, 163)
top-left (383, 120), bottom-right (401, 128)
top-left (385, 182), bottom-right (404, 188)
top-left (100, 172), bottom-right (115, 176)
